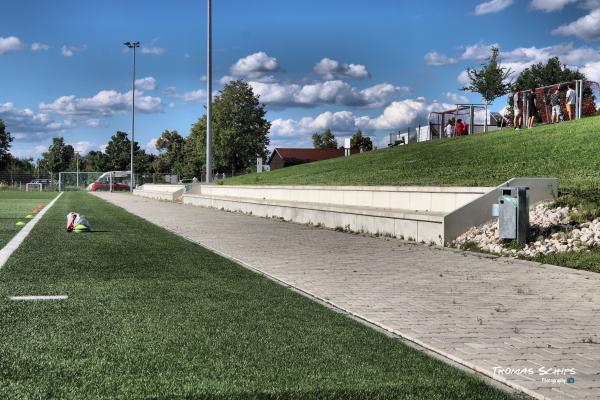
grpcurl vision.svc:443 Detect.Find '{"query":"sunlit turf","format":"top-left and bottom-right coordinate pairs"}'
top-left (0, 192), bottom-right (516, 399)
top-left (226, 116), bottom-right (600, 191)
top-left (0, 190), bottom-right (57, 248)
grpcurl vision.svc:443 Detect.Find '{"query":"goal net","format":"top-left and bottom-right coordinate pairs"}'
top-left (509, 79), bottom-right (599, 125)
top-left (25, 182), bottom-right (42, 191)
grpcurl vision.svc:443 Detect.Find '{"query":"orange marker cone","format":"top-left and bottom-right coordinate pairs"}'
top-left (38, 203), bottom-right (45, 209)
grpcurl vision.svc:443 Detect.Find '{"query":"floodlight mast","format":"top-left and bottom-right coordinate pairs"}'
top-left (124, 41), bottom-right (140, 191)
top-left (206, 0), bottom-right (213, 183)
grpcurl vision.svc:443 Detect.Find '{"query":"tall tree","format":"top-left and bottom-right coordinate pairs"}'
top-left (462, 47), bottom-right (513, 104)
top-left (514, 57), bottom-right (585, 91)
top-left (350, 130), bottom-right (373, 152)
top-left (85, 150), bottom-right (109, 172)
top-left (155, 129), bottom-right (186, 175)
top-left (104, 131), bottom-right (149, 172)
top-left (182, 117), bottom-right (206, 178)
top-left (186, 80), bottom-right (271, 176)
top-left (0, 119), bottom-right (13, 170)
top-left (212, 80), bottom-right (270, 174)
top-left (39, 137), bottom-right (74, 173)
top-left (312, 129), bottom-right (337, 149)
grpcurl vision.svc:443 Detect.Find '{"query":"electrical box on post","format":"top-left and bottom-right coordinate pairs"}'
top-left (497, 187), bottom-right (529, 245)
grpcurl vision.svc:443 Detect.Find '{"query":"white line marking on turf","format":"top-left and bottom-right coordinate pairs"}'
top-left (0, 191), bottom-right (63, 269)
top-left (9, 295), bottom-right (68, 301)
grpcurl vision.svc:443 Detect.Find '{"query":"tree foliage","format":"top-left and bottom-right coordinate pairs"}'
top-left (39, 137), bottom-right (74, 173)
top-left (104, 131), bottom-right (149, 172)
top-left (312, 129), bottom-right (337, 149)
top-left (0, 119), bottom-right (13, 170)
top-left (350, 130), bottom-right (373, 152)
top-left (154, 130), bottom-right (186, 175)
top-left (185, 80), bottom-right (271, 176)
top-left (514, 57), bottom-right (585, 91)
top-left (462, 47), bottom-right (513, 103)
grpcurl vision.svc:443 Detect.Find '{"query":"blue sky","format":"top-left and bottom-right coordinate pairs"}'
top-left (1, 0), bottom-right (599, 158)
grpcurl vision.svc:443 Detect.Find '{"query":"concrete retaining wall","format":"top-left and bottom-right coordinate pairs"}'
top-left (182, 179), bottom-right (558, 246)
top-left (134, 184), bottom-right (186, 203)
top-left (189, 185), bottom-right (491, 213)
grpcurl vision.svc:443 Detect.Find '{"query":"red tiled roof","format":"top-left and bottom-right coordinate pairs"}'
top-left (269, 148), bottom-right (359, 164)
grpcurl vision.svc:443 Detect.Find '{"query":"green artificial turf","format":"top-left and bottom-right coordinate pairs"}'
top-left (0, 190), bottom-right (57, 248)
top-left (226, 116), bottom-right (600, 190)
top-left (0, 192), bottom-right (516, 400)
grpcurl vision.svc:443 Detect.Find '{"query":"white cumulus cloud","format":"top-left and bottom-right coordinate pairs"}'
top-left (424, 51), bottom-right (458, 66)
top-left (269, 98), bottom-right (453, 138)
top-left (175, 89), bottom-right (207, 102)
top-left (250, 80), bottom-right (410, 108)
top-left (141, 46), bottom-right (165, 55)
top-left (0, 36), bottom-right (23, 54)
top-left (445, 92), bottom-right (470, 103)
top-left (553, 8), bottom-right (600, 40)
top-left (229, 51), bottom-right (280, 82)
top-left (313, 58), bottom-right (370, 80)
top-left (39, 89), bottom-right (163, 116)
top-left (0, 102), bottom-right (70, 142)
top-left (135, 76), bottom-right (157, 91)
top-left (31, 42), bottom-right (49, 51)
top-left (73, 141), bottom-right (97, 155)
top-left (474, 0), bottom-right (514, 15)
top-left (530, 0), bottom-right (577, 11)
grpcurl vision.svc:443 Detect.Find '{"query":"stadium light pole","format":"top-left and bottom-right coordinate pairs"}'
top-left (75, 151), bottom-right (80, 189)
top-left (124, 41), bottom-right (140, 191)
top-left (205, 0), bottom-right (212, 183)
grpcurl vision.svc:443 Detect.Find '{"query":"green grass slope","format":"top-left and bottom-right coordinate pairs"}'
top-left (226, 116), bottom-right (600, 190)
top-left (0, 192), bottom-right (515, 399)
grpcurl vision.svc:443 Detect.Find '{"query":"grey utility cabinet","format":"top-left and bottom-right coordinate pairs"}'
top-left (498, 187), bottom-right (529, 244)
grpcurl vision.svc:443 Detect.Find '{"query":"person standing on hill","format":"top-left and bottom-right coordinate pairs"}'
top-left (566, 85), bottom-right (576, 121)
top-left (550, 87), bottom-right (562, 124)
top-left (513, 91), bottom-right (522, 130)
top-left (455, 119), bottom-right (466, 136)
top-left (445, 121), bottom-right (454, 137)
top-left (526, 91), bottom-right (538, 129)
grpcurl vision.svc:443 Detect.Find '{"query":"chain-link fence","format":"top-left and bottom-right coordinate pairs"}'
top-left (0, 171), bottom-right (56, 190)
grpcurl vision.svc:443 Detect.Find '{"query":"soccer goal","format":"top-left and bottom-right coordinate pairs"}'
top-left (25, 182), bottom-right (43, 192)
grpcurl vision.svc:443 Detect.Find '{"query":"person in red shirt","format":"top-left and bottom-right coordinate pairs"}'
top-left (455, 119), bottom-right (466, 136)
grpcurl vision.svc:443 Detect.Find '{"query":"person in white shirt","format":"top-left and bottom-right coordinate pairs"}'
top-left (565, 85), bottom-right (576, 121)
top-left (445, 121), bottom-right (454, 137)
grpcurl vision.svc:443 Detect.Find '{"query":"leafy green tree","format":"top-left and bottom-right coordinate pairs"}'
top-left (515, 57), bottom-right (585, 91)
top-left (104, 131), bottom-right (149, 172)
top-left (0, 119), bottom-right (13, 170)
top-left (182, 117), bottom-right (206, 178)
top-left (312, 129), bottom-right (337, 149)
top-left (350, 130), bottom-right (373, 152)
top-left (39, 137), bottom-right (74, 173)
top-left (462, 47), bottom-right (513, 104)
top-left (84, 150), bottom-right (109, 172)
top-left (155, 130), bottom-right (186, 175)
top-left (212, 80), bottom-right (270, 174)
top-left (185, 80), bottom-right (271, 176)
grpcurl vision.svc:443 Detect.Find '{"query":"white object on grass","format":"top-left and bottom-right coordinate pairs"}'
top-left (9, 295), bottom-right (68, 301)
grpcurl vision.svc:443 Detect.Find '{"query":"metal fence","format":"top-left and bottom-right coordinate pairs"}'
top-left (0, 171), bottom-right (56, 190)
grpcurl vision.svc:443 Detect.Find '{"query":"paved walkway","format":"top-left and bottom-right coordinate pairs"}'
top-left (93, 192), bottom-right (600, 400)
